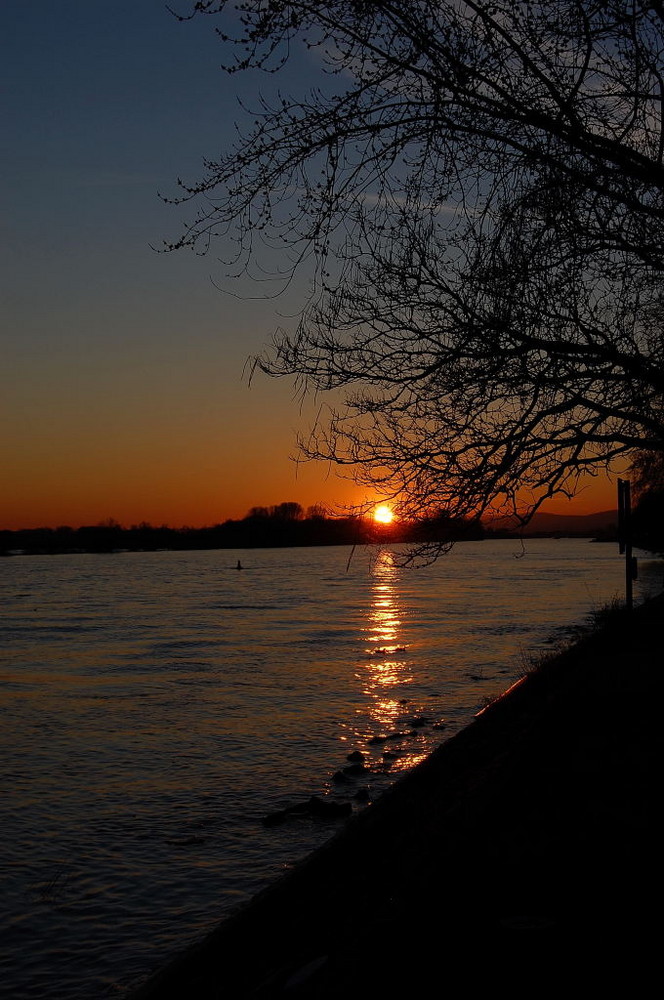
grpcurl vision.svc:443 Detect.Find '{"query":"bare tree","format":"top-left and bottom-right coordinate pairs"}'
top-left (630, 446), bottom-right (664, 551)
top-left (631, 447), bottom-right (664, 498)
top-left (167, 1), bottom-right (664, 525)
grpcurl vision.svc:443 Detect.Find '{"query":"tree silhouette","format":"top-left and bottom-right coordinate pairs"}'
top-left (270, 501), bottom-right (304, 520)
top-left (168, 1), bottom-right (664, 525)
top-left (631, 448), bottom-right (664, 552)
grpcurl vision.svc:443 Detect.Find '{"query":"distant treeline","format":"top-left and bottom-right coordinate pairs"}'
top-left (1, 504), bottom-right (484, 556)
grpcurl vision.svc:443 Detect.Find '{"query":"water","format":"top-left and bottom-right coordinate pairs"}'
top-left (1, 540), bottom-right (660, 998)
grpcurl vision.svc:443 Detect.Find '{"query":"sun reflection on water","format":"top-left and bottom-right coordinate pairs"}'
top-left (338, 548), bottom-right (443, 784)
top-left (359, 551), bottom-right (412, 731)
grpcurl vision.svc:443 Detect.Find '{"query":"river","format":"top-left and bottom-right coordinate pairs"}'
top-left (1, 539), bottom-right (660, 998)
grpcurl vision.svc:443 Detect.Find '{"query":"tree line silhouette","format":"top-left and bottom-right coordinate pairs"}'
top-left (3, 486), bottom-right (660, 556)
top-left (1, 505), bottom-right (483, 556)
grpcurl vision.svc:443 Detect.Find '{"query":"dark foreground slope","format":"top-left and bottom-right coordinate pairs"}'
top-left (132, 595), bottom-right (661, 998)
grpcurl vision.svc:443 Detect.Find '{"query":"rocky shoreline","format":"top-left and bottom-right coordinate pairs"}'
top-left (131, 594), bottom-right (661, 997)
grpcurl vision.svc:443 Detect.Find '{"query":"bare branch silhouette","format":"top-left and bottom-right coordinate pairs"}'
top-left (167, 1), bottom-right (664, 529)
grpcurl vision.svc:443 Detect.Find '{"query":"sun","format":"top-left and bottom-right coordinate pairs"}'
top-left (373, 504), bottom-right (395, 525)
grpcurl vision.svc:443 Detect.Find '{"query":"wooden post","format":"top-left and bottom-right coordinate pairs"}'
top-left (617, 479), bottom-right (635, 612)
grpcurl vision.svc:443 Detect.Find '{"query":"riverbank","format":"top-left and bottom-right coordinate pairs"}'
top-left (132, 594), bottom-right (660, 997)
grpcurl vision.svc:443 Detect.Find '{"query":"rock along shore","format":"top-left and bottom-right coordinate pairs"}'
top-left (131, 594), bottom-right (661, 998)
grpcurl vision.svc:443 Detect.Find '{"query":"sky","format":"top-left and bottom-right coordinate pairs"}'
top-left (1, 1), bottom-right (618, 530)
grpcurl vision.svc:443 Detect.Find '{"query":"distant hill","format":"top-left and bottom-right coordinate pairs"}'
top-left (485, 509), bottom-right (618, 537)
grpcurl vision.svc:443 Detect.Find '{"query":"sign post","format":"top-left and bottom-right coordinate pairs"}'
top-left (617, 479), bottom-right (637, 612)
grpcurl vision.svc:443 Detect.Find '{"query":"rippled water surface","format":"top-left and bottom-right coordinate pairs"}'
top-left (1, 540), bottom-right (660, 997)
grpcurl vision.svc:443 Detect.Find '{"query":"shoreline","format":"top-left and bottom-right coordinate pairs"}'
top-left (131, 593), bottom-right (660, 996)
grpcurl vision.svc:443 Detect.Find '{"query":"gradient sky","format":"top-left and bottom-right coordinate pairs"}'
top-left (2, 1), bottom-right (618, 530)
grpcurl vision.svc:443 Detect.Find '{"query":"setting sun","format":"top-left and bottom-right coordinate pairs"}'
top-left (373, 505), bottom-right (395, 524)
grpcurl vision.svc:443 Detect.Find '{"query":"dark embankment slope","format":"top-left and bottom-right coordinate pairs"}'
top-left (132, 595), bottom-right (661, 998)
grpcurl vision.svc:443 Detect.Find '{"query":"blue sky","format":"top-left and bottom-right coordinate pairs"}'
top-left (1, 1), bottom-right (365, 528)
